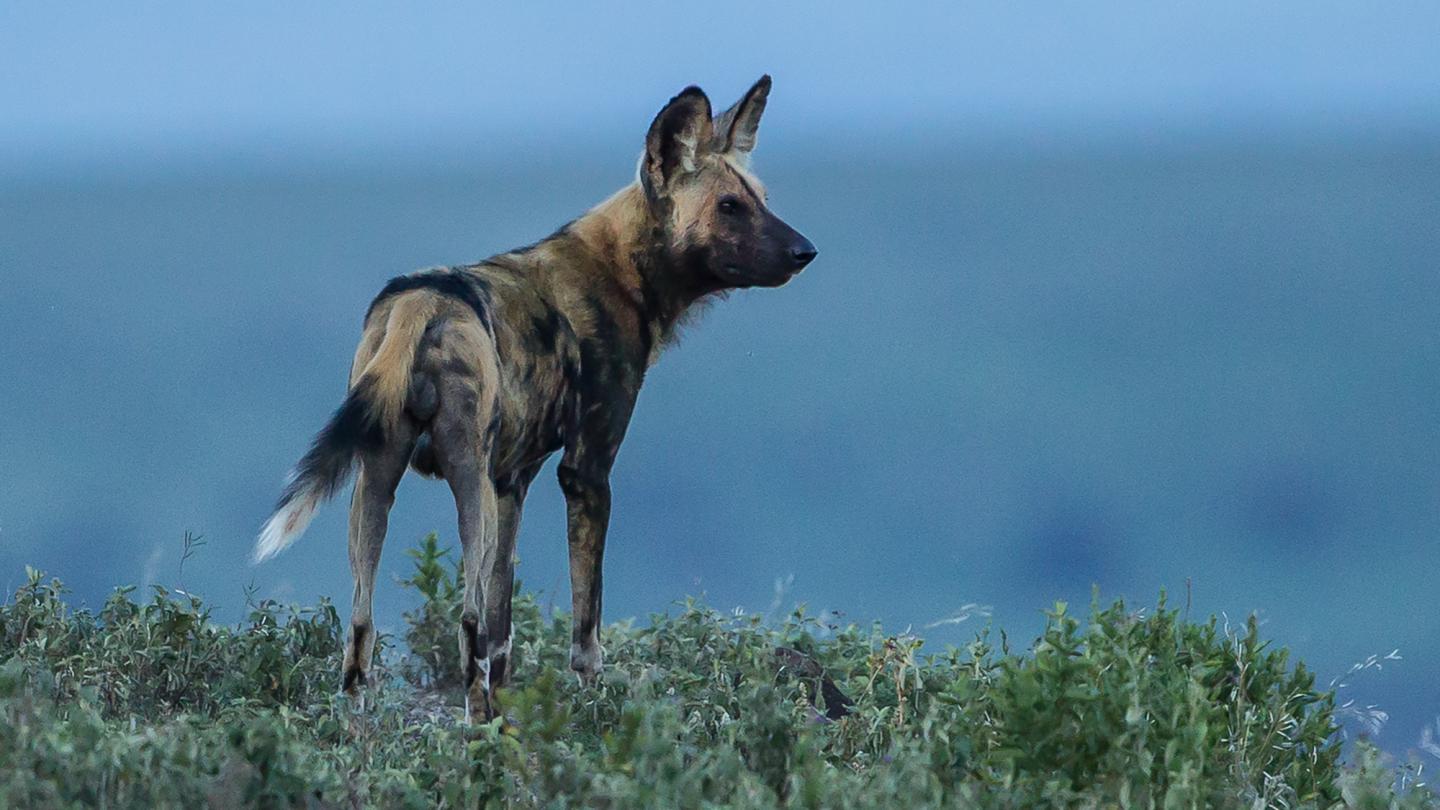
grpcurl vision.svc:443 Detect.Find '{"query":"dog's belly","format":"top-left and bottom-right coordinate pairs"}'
top-left (489, 350), bottom-right (576, 478)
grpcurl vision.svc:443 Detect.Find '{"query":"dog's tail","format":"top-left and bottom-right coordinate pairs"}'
top-left (254, 293), bottom-right (438, 563)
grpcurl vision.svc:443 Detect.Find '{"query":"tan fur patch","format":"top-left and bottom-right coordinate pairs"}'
top-left (354, 293), bottom-right (441, 433)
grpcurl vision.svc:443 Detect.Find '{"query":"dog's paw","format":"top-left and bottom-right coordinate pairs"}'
top-left (569, 642), bottom-right (604, 683)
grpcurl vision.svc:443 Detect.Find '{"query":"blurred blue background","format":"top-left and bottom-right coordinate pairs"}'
top-left (2, 2), bottom-right (1437, 754)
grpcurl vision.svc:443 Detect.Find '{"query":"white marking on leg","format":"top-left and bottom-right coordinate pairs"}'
top-left (488, 635), bottom-right (512, 660)
top-left (476, 655), bottom-right (491, 692)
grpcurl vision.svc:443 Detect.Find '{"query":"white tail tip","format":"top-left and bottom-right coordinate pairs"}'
top-left (253, 493), bottom-right (318, 563)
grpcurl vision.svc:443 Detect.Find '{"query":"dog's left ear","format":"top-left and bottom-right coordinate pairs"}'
top-left (712, 75), bottom-right (771, 158)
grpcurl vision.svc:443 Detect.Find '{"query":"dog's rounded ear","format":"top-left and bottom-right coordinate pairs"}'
top-left (642, 86), bottom-right (713, 199)
top-left (712, 75), bottom-right (771, 158)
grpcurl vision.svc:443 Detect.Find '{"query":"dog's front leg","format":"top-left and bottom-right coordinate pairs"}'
top-left (557, 460), bottom-right (610, 682)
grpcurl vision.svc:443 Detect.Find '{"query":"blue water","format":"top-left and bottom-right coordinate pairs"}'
top-left (2, 136), bottom-right (1437, 754)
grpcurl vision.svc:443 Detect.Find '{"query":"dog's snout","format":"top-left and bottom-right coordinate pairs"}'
top-left (789, 238), bottom-right (818, 269)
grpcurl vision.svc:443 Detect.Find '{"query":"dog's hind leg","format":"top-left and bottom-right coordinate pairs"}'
top-left (342, 422), bottom-right (418, 703)
top-left (425, 333), bottom-right (502, 721)
top-left (486, 462), bottom-right (542, 693)
top-left (451, 464), bottom-right (498, 723)
top-left (435, 414), bottom-right (500, 722)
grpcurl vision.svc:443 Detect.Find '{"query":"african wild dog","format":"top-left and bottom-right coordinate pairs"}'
top-left (254, 76), bottom-right (817, 721)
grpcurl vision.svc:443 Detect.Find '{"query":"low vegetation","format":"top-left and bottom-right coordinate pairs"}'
top-left (0, 534), bottom-right (1431, 808)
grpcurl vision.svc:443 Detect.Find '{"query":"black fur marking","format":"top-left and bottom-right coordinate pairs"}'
top-left (461, 613), bottom-right (487, 689)
top-left (406, 375), bottom-right (438, 422)
top-left (556, 360), bottom-right (583, 449)
top-left (574, 572), bottom-right (603, 642)
top-left (581, 295), bottom-right (623, 378)
top-left (409, 435), bottom-right (443, 478)
top-left (482, 409), bottom-right (502, 455)
top-left (632, 275), bottom-right (659, 358)
top-left (561, 355), bottom-right (582, 390)
top-left (277, 382), bottom-right (384, 509)
top-left (350, 624), bottom-right (368, 659)
top-left (367, 270), bottom-right (492, 333)
top-left (631, 237), bottom-right (680, 358)
top-left (441, 353), bottom-right (475, 377)
top-left (556, 465), bottom-right (585, 500)
top-left (495, 472), bottom-right (523, 498)
top-left (343, 624), bottom-right (369, 692)
top-left (529, 307), bottom-right (562, 354)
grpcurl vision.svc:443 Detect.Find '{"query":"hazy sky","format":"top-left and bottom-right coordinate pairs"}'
top-left (4, 2), bottom-right (1439, 172)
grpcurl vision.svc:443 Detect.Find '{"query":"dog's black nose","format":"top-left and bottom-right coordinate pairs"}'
top-left (789, 238), bottom-right (818, 268)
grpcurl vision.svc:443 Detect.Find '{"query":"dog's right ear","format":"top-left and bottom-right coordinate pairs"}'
top-left (712, 75), bottom-right (771, 159)
top-left (642, 86), bottom-right (713, 200)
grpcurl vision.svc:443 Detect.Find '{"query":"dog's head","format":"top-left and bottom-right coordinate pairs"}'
top-left (639, 76), bottom-right (817, 289)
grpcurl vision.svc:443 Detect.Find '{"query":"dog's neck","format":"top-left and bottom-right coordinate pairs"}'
top-left (565, 183), bottom-right (720, 362)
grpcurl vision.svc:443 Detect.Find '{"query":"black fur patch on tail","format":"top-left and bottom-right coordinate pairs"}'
top-left (367, 269), bottom-right (492, 333)
top-left (276, 383), bottom-right (384, 509)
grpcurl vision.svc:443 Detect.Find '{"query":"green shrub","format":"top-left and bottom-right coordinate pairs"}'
top-left (0, 540), bottom-right (1432, 808)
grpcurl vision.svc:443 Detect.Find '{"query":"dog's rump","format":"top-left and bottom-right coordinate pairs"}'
top-left (254, 268), bottom-right (498, 562)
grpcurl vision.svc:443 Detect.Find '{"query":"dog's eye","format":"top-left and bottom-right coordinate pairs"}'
top-left (717, 197), bottom-right (745, 216)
